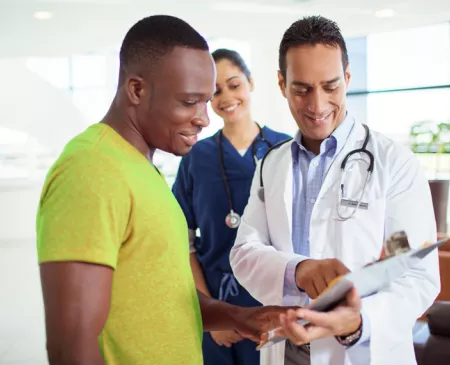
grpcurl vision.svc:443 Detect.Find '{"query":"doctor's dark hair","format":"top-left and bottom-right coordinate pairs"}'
top-left (278, 15), bottom-right (349, 80)
top-left (211, 48), bottom-right (251, 81)
top-left (118, 15), bottom-right (209, 84)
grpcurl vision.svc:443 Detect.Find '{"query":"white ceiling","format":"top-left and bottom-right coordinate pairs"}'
top-left (0, 0), bottom-right (450, 57)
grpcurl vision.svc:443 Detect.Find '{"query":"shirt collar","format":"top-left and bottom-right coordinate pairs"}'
top-left (291, 112), bottom-right (355, 162)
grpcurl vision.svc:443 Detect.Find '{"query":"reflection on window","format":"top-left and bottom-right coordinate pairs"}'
top-left (71, 54), bottom-right (108, 89)
top-left (367, 23), bottom-right (450, 90)
top-left (72, 88), bottom-right (115, 123)
top-left (208, 38), bottom-right (251, 68)
top-left (0, 127), bottom-right (52, 183)
top-left (26, 57), bottom-right (70, 89)
top-left (364, 89), bottom-right (450, 145)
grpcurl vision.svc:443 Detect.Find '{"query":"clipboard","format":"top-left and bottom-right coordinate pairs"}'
top-left (257, 236), bottom-right (448, 350)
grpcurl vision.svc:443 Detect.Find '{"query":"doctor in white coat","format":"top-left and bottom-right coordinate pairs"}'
top-left (230, 15), bottom-right (440, 365)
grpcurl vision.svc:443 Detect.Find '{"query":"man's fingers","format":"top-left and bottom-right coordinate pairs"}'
top-left (275, 310), bottom-right (310, 346)
top-left (230, 331), bottom-right (244, 343)
top-left (304, 281), bottom-right (319, 299)
top-left (335, 262), bottom-right (351, 276)
top-left (312, 276), bottom-right (328, 297)
top-left (345, 288), bottom-right (361, 310)
top-left (295, 308), bottom-right (334, 329)
top-left (302, 324), bottom-right (333, 341)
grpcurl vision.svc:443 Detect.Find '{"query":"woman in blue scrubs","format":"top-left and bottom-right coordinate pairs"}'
top-left (172, 49), bottom-right (290, 365)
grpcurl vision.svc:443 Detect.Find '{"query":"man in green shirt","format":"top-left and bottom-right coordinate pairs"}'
top-left (36, 14), bottom-right (294, 365)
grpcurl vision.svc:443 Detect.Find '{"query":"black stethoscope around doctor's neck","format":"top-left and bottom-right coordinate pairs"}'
top-left (257, 123), bottom-right (375, 221)
top-left (218, 122), bottom-right (273, 229)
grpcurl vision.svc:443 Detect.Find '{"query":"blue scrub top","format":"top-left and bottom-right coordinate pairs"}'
top-left (172, 126), bottom-right (290, 303)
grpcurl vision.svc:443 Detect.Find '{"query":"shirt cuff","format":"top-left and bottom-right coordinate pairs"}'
top-left (355, 309), bottom-right (371, 346)
top-left (283, 257), bottom-right (305, 298)
top-left (342, 309), bottom-right (371, 348)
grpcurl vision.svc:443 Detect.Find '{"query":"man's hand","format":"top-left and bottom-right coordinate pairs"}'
top-left (210, 330), bottom-right (243, 348)
top-left (295, 259), bottom-right (350, 299)
top-left (275, 288), bottom-right (362, 346)
top-left (232, 305), bottom-right (297, 342)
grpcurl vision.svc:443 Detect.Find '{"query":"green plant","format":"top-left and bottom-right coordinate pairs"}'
top-left (410, 120), bottom-right (450, 154)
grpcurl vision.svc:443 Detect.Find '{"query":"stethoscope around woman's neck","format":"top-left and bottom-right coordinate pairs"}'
top-left (217, 122), bottom-right (273, 229)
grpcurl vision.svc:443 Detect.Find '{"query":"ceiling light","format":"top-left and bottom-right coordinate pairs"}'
top-left (33, 11), bottom-right (53, 20)
top-left (374, 8), bottom-right (395, 18)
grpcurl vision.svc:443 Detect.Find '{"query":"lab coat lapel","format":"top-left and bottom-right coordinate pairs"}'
top-left (282, 150), bottom-right (294, 248)
top-left (318, 121), bottom-right (367, 200)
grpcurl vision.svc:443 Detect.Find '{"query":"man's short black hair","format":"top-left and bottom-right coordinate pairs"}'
top-left (279, 15), bottom-right (349, 79)
top-left (119, 14), bottom-right (209, 81)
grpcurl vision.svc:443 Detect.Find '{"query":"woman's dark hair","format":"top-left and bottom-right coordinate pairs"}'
top-left (211, 48), bottom-right (251, 81)
top-left (279, 15), bottom-right (349, 80)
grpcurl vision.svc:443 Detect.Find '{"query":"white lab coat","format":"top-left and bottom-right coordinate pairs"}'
top-left (230, 121), bottom-right (440, 365)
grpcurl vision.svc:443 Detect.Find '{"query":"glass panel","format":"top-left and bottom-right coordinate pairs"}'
top-left (367, 23), bottom-right (450, 90)
top-left (71, 54), bottom-right (108, 88)
top-left (72, 88), bottom-right (114, 123)
top-left (25, 57), bottom-right (70, 89)
top-left (345, 37), bottom-right (368, 93)
top-left (208, 38), bottom-right (252, 68)
top-left (366, 88), bottom-right (450, 146)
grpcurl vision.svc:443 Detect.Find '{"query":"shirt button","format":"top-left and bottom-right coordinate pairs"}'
top-left (310, 198), bottom-right (316, 204)
top-left (313, 161), bottom-right (319, 167)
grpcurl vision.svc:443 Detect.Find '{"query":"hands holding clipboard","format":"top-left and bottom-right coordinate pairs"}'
top-left (257, 231), bottom-right (448, 350)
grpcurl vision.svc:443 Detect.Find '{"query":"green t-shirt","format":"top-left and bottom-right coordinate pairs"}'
top-left (37, 123), bottom-right (203, 365)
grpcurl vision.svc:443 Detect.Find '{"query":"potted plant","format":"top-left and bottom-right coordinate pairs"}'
top-left (410, 120), bottom-right (450, 234)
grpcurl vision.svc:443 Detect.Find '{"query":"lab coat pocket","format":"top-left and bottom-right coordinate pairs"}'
top-left (331, 197), bottom-right (386, 270)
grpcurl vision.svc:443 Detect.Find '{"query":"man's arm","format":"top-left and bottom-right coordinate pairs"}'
top-left (40, 262), bottom-right (113, 365)
top-left (37, 153), bottom-right (128, 365)
top-left (197, 290), bottom-right (294, 342)
top-left (197, 290), bottom-right (238, 331)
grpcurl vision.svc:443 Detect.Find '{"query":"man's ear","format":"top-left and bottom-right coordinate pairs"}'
top-left (278, 71), bottom-right (287, 98)
top-left (125, 75), bottom-right (145, 105)
top-left (344, 63), bottom-right (351, 91)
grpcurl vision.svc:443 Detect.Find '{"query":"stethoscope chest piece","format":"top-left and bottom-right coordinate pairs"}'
top-left (225, 210), bottom-right (241, 229)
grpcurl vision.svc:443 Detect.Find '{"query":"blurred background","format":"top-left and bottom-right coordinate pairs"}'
top-left (0, 1), bottom-right (449, 364)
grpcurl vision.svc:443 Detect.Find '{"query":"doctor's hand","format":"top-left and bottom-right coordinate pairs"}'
top-left (295, 258), bottom-right (350, 299)
top-left (210, 330), bottom-right (243, 348)
top-left (276, 288), bottom-right (362, 346)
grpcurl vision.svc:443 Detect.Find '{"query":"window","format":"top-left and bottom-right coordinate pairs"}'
top-left (346, 22), bottom-right (450, 146)
top-left (25, 57), bottom-right (70, 90)
top-left (366, 23), bottom-right (450, 90)
top-left (365, 88), bottom-right (450, 145)
top-left (71, 54), bottom-right (108, 89)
